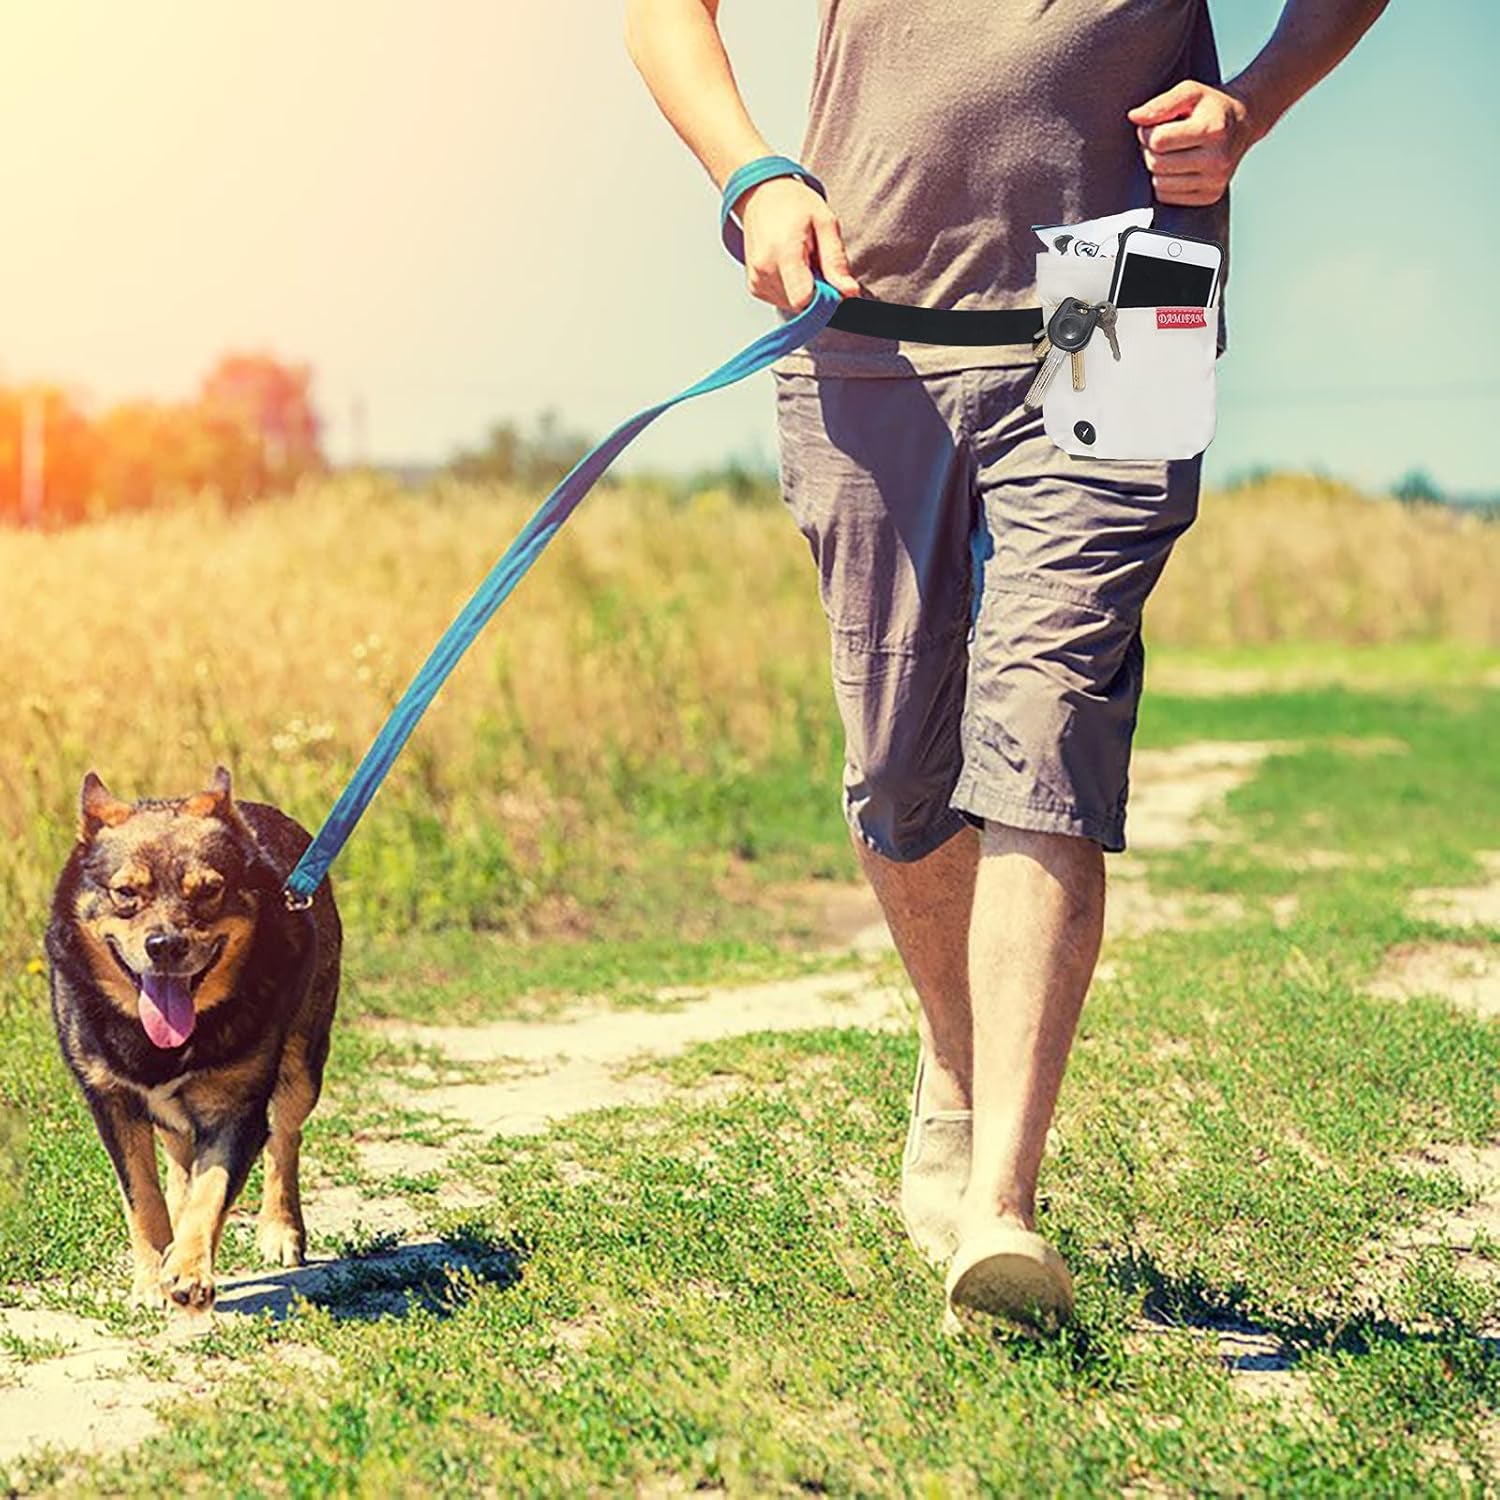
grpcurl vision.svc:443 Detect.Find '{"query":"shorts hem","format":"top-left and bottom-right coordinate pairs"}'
top-left (845, 803), bottom-right (971, 864)
top-left (949, 778), bottom-right (1126, 854)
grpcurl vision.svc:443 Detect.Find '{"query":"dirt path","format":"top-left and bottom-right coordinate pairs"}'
top-left (375, 971), bottom-right (909, 1140)
top-left (0, 1309), bottom-right (187, 1468)
top-left (1370, 943), bottom-right (1500, 1020)
top-left (1410, 852), bottom-right (1500, 931)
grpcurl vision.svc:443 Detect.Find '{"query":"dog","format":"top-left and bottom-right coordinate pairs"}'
top-left (46, 767), bottom-right (340, 1310)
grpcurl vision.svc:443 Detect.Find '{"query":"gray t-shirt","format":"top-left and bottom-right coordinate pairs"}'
top-left (778, 0), bottom-right (1230, 376)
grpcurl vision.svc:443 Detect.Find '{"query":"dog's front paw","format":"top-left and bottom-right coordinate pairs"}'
top-left (159, 1239), bottom-right (217, 1311)
top-left (257, 1214), bottom-right (306, 1268)
top-left (130, 1251), bottom-right (166, 1307)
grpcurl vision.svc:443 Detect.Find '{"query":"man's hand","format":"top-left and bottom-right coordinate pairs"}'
top-left (737, 176), bottom-right (861, 311)
top-left (1127, 80), bottom-right (1259, 207)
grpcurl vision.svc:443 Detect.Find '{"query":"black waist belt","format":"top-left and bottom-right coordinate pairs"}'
top-left (826, 296), bottom-right (1043, 347)
top-left (718, 158), bottom-right (1045, 350)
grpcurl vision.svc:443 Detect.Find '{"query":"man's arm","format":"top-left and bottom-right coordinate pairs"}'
top-left (624, 0), bottom-right (860, 310)
top-left (1128, 0), bottom-right (1391, 206)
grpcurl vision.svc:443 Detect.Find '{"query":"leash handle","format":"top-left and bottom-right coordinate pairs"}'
top-left (719, 155), bottom-right (828, 264)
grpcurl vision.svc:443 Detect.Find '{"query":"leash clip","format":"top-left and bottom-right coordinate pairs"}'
top-left (283, 889), bottom-right (315, 912)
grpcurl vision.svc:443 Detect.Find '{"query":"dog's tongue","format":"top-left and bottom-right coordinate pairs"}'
top-left (138, 972), bottom-right (195, 1048)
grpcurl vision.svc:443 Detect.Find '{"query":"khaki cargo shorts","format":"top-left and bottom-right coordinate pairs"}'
top-left (774, 365), bottom-right (1202, 857)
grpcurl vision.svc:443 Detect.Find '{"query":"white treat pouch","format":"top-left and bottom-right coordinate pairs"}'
top-left (1042, 301), bottom-right (1217, 461)
top-left (1033, 267), bottom-right (1218, 462)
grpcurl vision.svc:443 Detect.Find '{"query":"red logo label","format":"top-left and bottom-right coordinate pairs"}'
top-left (1157, 306), bottom-right (1207, 329)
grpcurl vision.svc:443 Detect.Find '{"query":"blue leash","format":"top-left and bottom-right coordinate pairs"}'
top-left (284, 157), bottom-right (836, 903)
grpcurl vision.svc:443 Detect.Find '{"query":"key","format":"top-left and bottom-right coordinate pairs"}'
top-left (1048, 297), bottom-right (1100, 353)
top-left (1096, 302), bottom-right (1121, 362)
top-left (1024, 325), bottom-right (1059, 407)
top-left (1026, 343), bottom-right (1074, 408)
top-left (1023, 344), bottom-right (1069, 409)
top-left (1071, 300), bottom-right (1121, 389)
top-left (1026, 340), bottom-right (1074, 411)
top-left (1024, 298), bottom-right (1099, 410)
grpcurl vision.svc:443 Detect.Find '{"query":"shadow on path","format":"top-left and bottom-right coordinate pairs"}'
top-left (216, 1231), bottom-right (525, 1323)
top-left (1103, 1245), bottom-right (1500, 1379)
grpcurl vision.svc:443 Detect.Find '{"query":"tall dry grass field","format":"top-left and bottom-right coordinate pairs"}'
top-left (0, 479), bottom-right (839, 956)
top-left (2, 473), bottom-right (1496, 965)
top-left (1154, 473), bottom-right (1500, 647)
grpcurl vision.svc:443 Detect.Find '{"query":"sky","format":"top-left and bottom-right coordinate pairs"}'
top-left (1, 2), bottom-right (1497, 494)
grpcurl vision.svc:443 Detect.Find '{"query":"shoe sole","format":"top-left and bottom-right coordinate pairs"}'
top-left (944, 1228), bottom-right (1074, 1334)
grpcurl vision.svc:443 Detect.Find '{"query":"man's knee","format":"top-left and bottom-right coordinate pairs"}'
top-left (974, 818), bottom-right (1105, 921)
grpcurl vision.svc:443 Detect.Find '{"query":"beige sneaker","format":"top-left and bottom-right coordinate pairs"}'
top-left (943, 1223), bottom-right (1075, 1334)
top-left (898, 1055), bottom-right (972, 1269)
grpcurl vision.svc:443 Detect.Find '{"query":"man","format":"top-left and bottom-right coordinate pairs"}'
top-left (626, 0), bottom-right (1387, 1330)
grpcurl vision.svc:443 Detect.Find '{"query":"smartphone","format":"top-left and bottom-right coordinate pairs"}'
top-left (1109, 227), bottom-right (1223, 308)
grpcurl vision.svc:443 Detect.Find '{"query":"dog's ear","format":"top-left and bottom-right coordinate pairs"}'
top-left (79, 772), bottom-right (133, 839)
top-left (182, 765), bottom-right (235, 820)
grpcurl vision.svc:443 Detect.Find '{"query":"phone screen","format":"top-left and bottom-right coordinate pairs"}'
top-left (1114, 253), bottom-right (1216, 308)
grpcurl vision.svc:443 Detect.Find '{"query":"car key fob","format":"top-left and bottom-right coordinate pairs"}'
top-left (1045, 297), bottom-right (1100, 353)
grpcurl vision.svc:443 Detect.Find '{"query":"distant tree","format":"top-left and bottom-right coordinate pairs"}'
top-left (0, 352), bottom-right (325, 526)
top-left (91, 400), bottom-right (262, 515)
top-left (199, 353), bottom-right (325, 504)
top-left (1393, 469), bottom-right (1444, 506)
top-left (449, 409), bottom-right (594, 491)
top-left (0, 385), bottom-right (96, 526)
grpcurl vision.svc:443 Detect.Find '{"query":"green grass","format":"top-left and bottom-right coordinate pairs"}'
top-left (1147, 639), bottom-right (1500, 692)
top-left (2, 662), bottom-right (1499, 1493)
top-left (0, 1329), bottom-right (72, 1365)
top-left (1136, 681), bottom-right (1500, 902)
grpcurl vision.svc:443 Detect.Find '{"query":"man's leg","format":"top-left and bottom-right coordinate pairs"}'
top-left (939, 373), bottom-right (1201, 1322)
top-left (860, 816), bottom-right (1102, 1299)
top-left (854, 825), bottom-right (977, 1115)
top-left (959, 823), bottom-right (1103, 1237)
top-left (857, 828), bottom-right (980, 1269)
top-left (773, 368), bottom-right (985, 1266)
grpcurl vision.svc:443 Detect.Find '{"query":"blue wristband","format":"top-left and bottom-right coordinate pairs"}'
top-left (719, 154), bottom-right (828, 264)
